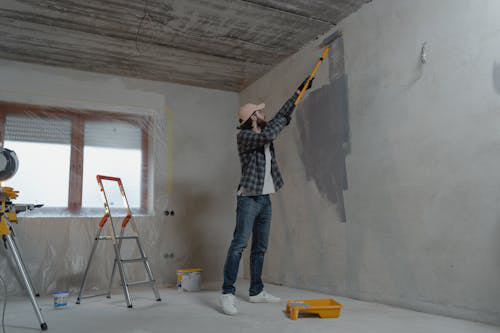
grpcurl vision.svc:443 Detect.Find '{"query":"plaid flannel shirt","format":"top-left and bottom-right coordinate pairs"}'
top-left (237, 93), bottom-right (298, 196)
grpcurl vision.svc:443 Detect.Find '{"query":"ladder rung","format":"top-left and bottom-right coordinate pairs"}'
top-left (97, 236), bottom-right (138, 240)
top-left (121, 258), bottom-right (147, 263)
top-left (125, 280), bottom-right (155, 287)
top-left (78, 293), bottom-right (109, 300)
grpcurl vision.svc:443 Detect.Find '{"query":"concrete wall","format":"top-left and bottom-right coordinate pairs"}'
top-left (240, 0), bottom-right (500, 325)
top-left (0, 59), bottom-right (240, 295)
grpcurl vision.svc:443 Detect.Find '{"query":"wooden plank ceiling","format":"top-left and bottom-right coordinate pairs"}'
top-left (0, 0), bottom-right (368, 91)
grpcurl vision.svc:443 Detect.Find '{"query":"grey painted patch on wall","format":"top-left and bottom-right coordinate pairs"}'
top-left (493, 62), bottom-right (500, 94)
top-left (296, 74), bottom-right (350, 222)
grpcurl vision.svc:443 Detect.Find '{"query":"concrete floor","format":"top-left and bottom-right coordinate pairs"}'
top-left (3, 282), bottom-right (499, 333)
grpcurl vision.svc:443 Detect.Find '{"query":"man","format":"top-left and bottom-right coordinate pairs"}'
top-left (220, 78), bottom-right (314, 315)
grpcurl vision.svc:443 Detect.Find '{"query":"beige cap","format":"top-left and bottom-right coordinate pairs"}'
top-left (238, 103), bottom-right (265, 123)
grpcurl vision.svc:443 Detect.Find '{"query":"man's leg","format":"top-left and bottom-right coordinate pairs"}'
top-left (222, 196), bottom-right (260, 295)
top-left (249, 196), bottom-right (272, 296)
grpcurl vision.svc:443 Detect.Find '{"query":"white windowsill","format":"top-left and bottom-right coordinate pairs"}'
top-left (15, 207), bottom-right (151, 218)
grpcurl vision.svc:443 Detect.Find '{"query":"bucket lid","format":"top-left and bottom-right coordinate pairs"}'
top-left (176, 268), bottom-right (202, 273)
top-left (53, 290), bottom-right (69, 295)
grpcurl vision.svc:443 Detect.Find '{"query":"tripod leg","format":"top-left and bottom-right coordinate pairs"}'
top-left (4, 234), bottom-right (47, 330)
top-left (9, 232), bottom-right (40, 296)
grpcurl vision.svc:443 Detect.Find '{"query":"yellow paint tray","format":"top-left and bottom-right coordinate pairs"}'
top-left (286, 298), bottom-right (342, 320)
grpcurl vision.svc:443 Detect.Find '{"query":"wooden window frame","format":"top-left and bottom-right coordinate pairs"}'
top-left (0, 101), bottom-right (151, 213)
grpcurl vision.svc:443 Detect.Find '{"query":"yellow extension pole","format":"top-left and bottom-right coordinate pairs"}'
top-left (294, 47), bottom-right (330, 106)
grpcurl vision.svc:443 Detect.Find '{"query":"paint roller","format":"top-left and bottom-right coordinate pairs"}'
top-left (294, 30), bottom-right (343, 106)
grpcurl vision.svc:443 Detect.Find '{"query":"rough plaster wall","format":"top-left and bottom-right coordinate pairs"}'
top-left (342, 0), bottom-right (500, 325)
top-left (0, 59), bottom-right (239, 296)
top-left (241, 0), bottom-right (500, 326)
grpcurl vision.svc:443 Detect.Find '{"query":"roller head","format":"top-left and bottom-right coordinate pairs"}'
top-left (320, 30), bottom-right (343, 47)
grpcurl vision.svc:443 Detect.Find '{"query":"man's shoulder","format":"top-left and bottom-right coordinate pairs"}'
top-left (237, 129), bottom-right (254, 139)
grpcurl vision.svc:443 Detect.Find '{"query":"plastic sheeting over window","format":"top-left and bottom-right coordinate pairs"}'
top-left (0, 100), bottom-right (172, 299)
top-left (84, 120), bottom-right (141, 149)
top-left (0, 101), bottom-right (153, 214)
top-left (3, 140), bottom-right (71, 206)
top-left (5, 114), bottom-right (72, 144)
top-left (3, 114), bottom-right (72, 206)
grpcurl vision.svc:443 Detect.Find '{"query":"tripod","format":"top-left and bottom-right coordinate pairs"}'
top-left (0, 188), bottom-right (47, 331)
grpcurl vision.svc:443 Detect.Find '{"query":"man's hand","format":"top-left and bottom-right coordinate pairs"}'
top-left (297, 77), bottom-right (314, 93)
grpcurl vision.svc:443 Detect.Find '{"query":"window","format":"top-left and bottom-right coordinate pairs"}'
top-left (0, 101), bottom-right (150, 213)
top-left (82, 121), bottom-right (142, 208)
top-left (3, 115), bottom-right (72, 207)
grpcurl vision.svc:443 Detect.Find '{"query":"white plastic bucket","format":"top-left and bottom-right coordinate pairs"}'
top-left (176, 268), bottom-right (202, 292)
top-left (53, 291), bottom-right (69, 309)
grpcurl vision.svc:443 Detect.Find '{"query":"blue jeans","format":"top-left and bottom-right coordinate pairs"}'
top-left (222, 195), bottom-right (272, 296)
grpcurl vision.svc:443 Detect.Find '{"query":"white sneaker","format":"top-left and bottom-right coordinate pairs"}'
top-left (248, 291), bottom-right (281, 303)
top-left (220, 294), bottom-right (238, 315)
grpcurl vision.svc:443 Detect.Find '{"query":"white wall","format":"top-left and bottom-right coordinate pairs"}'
top-left (241, 0), bottom-right (500, 325)
top-left (0, 59), bottom-right (240, 295)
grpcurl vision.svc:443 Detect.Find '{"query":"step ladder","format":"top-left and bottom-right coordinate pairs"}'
top-left (76, 175), bottom-right (161, 308)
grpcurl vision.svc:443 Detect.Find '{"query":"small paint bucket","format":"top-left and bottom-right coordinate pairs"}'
top-left (53, 290), bottom-right (69, 309)
top-left (176, 268), bottom-right (202, 292)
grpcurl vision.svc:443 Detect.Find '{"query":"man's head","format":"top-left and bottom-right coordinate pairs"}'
top-left (238, 103), bottom-right (267, 130)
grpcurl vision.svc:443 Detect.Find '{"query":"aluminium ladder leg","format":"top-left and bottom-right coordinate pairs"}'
top-left (132, 223), bottom-right (161, 301)
top-left (76, 220), bottom-right (133, 307)
top-left (3, 233), bottom-right (48, 330)
top-left (106, 225), bottom-right (161, 302)
top-left (118, 179), bottom-right (161, 303)
top-left (112, 238), bottom-right (132, 308)
top-left (76, 227), bottom-right (103, 304)
top-left (106, 228), bottom-right (124, 299)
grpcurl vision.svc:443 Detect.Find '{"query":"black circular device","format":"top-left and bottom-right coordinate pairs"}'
top-left (0, 148), bottom-right (19, 181)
